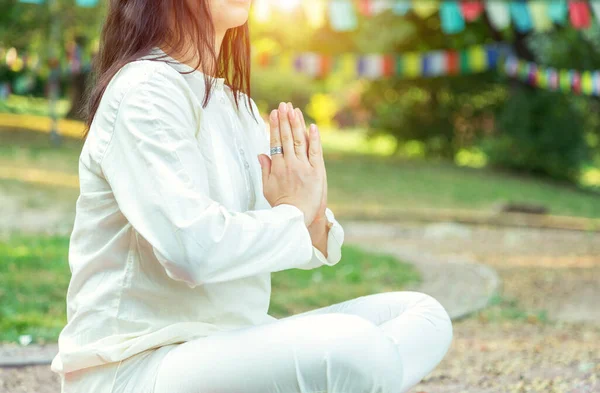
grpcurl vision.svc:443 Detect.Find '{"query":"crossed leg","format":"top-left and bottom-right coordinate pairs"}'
top-left (153, 291), bottom-right (453, 393)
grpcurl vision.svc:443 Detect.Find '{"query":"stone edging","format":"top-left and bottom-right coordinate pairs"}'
top-left (331, 206), bottom-right (600, 233)
top-left (349, 242), bottom-right (502, 321)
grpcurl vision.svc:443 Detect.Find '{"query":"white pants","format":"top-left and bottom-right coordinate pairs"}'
top-left (153, 291), bottom-right (453, 393)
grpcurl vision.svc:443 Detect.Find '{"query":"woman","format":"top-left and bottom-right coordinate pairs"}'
top-left (50, 0), bottom-right (453, 392)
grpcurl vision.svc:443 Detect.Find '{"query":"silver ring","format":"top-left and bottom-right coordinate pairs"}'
top-left (270, 146), bottom-right (283, 155)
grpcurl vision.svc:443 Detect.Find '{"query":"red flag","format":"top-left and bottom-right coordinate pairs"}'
top-left (359, 0), bottom-right (371, 16)
top-left (569, 1), bottom-right (591, 29)
top-left (446, 50), bottom-right (460, 75)
top-left (382, 55), bottom-right (395, 77)
top-left (572, 71), bottom-right (582, 94)
top-left (258, 52), bottom-right (269, 67)
top-left (461, 1), bottom-right (484, 21)
top-left (319, 55), bottom-right (332, 77)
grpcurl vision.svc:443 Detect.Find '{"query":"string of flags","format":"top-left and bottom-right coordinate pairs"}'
top-left (19, 0), bottom-right (98, 6)
top-left (251, 44), bottom-right (508, 79)
top-left (251, 0), bottom-right (600, 34)
top-left (16, 0), bottom-right (600, 33)
top-left (3, 44), bottom-right (600, 98)
top-left (503, 54), bottom-right (600, 96)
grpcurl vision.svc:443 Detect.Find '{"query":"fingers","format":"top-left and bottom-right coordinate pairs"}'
top-left (286, 102), bottom-right (309, 163)
top-left (277, 102), bottom-right (296, 165)
top-left (307, 124), bottom-right (324, 169)
top-left (269, 109), bottom-right (284, 165)
top-left (294, 108), bottom-right (309, 156)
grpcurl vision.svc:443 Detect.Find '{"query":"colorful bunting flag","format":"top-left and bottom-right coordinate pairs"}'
top-left (440, 1), bottom-right (465, 34)
top-left (302, 0), bottom-right (327, 28)
top-left (253, 44), bottom-right (508, 80)
top-left (548, 0), bottom-right (568, 24)
top-left (75, 0), bottom-right (98, 7)
top-left (503, 54), bottom-right (600, 97)
top-left (412, 0), bottom-right (439, 19)
top-left (568, 0), bottom-right (591, 29)
top-left (402, 52), bottom-right (422, 78)
top-left (581, 71), bottom-right (593, 95)
top-left (591, 2), bottom-right (600, 22)
top-left (329, 0), bottom-right (358, 31)
top-left (392, 0), bottom-right (411, 15)
top-left (529, 1), bottom-right (553, 32)
top-left (470, 46), bottom-right (488, 72)
top-left (509, 1), bottom-right (533, 33)
top-left (461, 1), bottom-right (484, 21)
top-left (371, 0), bottom-right (391, 15)
top-left (485, 0), bottom-right (511, 30)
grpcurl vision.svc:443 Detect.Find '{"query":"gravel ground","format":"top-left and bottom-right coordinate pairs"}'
top-left (345, 220), bottom-right (600, 392)
top-left (2, 320), bottom-right (598, 393)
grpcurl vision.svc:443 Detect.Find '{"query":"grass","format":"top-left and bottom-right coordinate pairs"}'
top-left (0, 128), bottom-right (81, 175)
top-left (1, 127), bottom-right (600, 218)
top-left (0, 233), bottom-right (420, 344)
top-left (269, 244), bottom-right (421, 317)
top-left (473, 293), bottom-right (549, 324)
top-left (325, 153), bottom-right (600, 218)
top-left (0, 233), bottom-right (71, 344)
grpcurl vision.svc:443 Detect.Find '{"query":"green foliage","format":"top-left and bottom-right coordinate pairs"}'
top-left (357, 11), bottom-right (507, 159)
top-left (483, 86), bottom-right (590, 182)
top-left (0, 94), bottom-right (70, 116)
top-left (250, 66), bottom-right (319, 117)
top-left (364, 73), bottom-right (506, 159)
top-left (270, 243), bottom-right (420, 317)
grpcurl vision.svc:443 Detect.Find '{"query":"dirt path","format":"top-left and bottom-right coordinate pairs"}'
top-left (415, 319), bottom-right (600, 393)
top-left (345, 221), bottom-right (600, 392)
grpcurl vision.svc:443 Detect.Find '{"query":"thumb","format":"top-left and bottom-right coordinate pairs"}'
top-left (257, 154), bottom-right (271, 183)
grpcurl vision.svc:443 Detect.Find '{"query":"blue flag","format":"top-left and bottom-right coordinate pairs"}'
top-left (76, 0), bottom-right (98, 7)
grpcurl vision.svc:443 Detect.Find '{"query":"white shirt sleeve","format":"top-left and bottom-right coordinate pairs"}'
top-left (249, 100), bottom-right (344, 270)
top-left (99, 67), bottom-right (316, 288)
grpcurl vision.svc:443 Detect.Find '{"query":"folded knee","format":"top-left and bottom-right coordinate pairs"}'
top-left (409, 291), bottom-right (453, 351)
top-left (317, 314), bottom-right (405, 389)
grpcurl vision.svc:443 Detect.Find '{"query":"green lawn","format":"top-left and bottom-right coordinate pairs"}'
top-left (325, 153), bottom-right (600, 218)
top-left (0, 232), bottom-right (419, 344)
top-left (2, 128), bottom-right (600, 218)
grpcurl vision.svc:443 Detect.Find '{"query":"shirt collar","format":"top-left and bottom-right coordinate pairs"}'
top-left (147, 46), bottom-right (226, 91)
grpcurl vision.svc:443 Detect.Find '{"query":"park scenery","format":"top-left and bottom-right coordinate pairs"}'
top-left (1, 1), bottom-right (600, 392)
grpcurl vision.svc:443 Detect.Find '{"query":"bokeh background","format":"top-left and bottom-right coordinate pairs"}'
top-left (1, 1), bottom-right (599, 392)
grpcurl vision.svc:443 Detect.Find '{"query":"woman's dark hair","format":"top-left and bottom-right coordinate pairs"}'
top-left (80, 0), bottom-right (255, 141)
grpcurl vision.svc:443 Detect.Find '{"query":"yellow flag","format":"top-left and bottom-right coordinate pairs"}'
top-left (403, 52), bottom-right (422, 78)
top-left (529, 1), bottom-right (553, 32)
top-left (538, 67), bottom-right (548, 89)
top-left (302, 0), bottom-right (326, 29)
top-left (582, 71), bottom-right (593, 95)
top-left (468, 46), bottom-right (487, 72)
top-left (412, 0), bottom-right (439, 18)
top-left (340, 53), bottom-right (357, 78)
top-left (559, 69), bottom-right (571, 92)
top-left (279, 52), bottom-right (294, 73)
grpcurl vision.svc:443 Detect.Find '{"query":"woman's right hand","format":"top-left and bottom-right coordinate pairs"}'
top-left (257, 101), bottom-right (325, 227)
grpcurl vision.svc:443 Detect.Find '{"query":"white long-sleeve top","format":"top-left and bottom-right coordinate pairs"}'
top-left (50, 46), bottom-right (344, 376)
